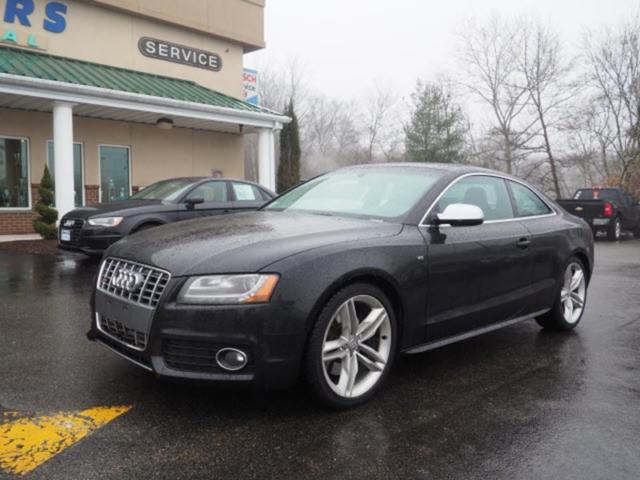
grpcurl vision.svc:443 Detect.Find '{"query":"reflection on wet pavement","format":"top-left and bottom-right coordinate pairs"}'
top-left (1, 241), bottom-right (639, 479)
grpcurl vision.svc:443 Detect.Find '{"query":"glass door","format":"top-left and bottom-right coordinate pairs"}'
top-left (99, 145), bottom-right (130, 202)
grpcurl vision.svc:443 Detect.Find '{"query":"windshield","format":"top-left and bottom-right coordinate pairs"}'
top-left (264, 168), bottom-right (443, 219)
top-left (130, 179), bottom-right (196, 201)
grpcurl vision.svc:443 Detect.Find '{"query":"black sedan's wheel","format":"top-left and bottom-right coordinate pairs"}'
top-left (536, 257), bottom-right (587, 331)
top-left (306, 284), bottom-right (396, 408)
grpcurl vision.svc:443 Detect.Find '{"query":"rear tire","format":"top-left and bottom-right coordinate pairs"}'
top-left (606, 217), bottom-right (621, 241)
top-left (305, 283), bottom-right (397, 409)
top-left (536, 256), bottom-right (587, 331)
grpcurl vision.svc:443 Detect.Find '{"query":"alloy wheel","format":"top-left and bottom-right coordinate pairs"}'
top-left (321, 295), bottom-right (392, 398)
top-left (560, 262), bottom-right (586, 324)
top-left (615, 219), bottom-right (621, 240)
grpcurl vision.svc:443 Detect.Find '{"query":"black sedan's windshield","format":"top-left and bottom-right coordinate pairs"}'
top-left (130, 179), bottom-right (196, 201)
top-left (264, 168), bottom-right (443, 219)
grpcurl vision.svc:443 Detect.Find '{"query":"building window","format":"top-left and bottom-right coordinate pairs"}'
top-left (47, 141), bottom-right (84, 207)
top-left (99, 145), bottom-right (131, 202)
top-left (0, 137), bottom-right (30, 209)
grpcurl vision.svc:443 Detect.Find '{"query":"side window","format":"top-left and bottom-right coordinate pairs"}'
top-left (232, 182), bottom-right (262, 202)
top-left (186, 182), bottom-right (228, 202)
top-left (509, 182), bottom-right (551, 217)
top-left (435, 176), bottom-right (514, 221)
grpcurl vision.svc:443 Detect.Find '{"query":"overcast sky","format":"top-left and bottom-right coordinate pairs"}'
top-left (245, 0), bottom-right (639, 102)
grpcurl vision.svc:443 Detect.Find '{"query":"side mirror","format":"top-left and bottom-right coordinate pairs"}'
top-left (436, 203), bottom-right (484, 227)
top-left (185, 197), bottom-right (204, 209)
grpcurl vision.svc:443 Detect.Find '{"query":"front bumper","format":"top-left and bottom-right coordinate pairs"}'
top-left (88, 285), bottom-right (307, 390)
top-left (58, 220), bottom-right (123, 255)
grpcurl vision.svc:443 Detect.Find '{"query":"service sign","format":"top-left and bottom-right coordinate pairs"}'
top-left (138, 37), bottom-right (222, 72)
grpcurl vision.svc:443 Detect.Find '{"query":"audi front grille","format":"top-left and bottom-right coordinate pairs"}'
top-left (97, 257), bottom-right (171, 308)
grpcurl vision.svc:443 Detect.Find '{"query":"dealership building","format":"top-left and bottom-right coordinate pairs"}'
top-left (0, 0), bottom-right (286, 234)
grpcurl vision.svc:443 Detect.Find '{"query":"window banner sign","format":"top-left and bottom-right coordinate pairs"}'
top-left (138, 37), bottom-right (222, 72)
top-left (243, 68), bottom-right (259, 106)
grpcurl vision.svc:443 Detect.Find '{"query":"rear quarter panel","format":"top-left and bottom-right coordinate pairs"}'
top-left (523, 211), bottom-right (594, 312)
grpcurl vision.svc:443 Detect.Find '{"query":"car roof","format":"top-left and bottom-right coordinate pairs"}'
top-left (336, 162), bottom-right (509, 177)
top-left (157, 177), bottom-right (271, 190)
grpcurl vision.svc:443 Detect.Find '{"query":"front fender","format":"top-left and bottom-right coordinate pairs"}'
top-left (263, 226), bottom-right (428, 350)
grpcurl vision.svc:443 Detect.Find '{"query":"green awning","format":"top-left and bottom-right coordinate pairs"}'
top-left (0, 45), bottom-right (269, 115)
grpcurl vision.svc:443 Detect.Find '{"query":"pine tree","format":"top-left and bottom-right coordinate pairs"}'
top-left (404, 81), bottom-right (468, 163)
top-left (277, 99), bottom-right (301, 193)
top-left (33, 165), bottom-right (58, 240)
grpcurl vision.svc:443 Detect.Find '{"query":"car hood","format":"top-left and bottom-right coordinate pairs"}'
top-left (105, 211), bottom-right (403, 276)
top-left (64, 199), bottom-right (164, 219)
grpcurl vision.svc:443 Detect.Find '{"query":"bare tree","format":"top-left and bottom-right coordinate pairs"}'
top-left (361, 83), bottom-right (398, 163)
top-left (516, 19), bottom-right (577, 198)
top-left (303, 94), bottom-right (362, 176)
top-left (258, 56), bottom-right (309, 114)
top-left (562, 104), bottom-right (615, 184)
top-left (458, 16), bottom-right (537, 174)
top-left (585, 16), bottom-right (640, 185)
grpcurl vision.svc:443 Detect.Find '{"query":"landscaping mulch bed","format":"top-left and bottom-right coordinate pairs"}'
top-left (0, 240), bottom-right (60, 255)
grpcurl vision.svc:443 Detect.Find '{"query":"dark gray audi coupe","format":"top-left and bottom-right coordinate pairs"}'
top-left (88, 164), bottom-right (594, 408)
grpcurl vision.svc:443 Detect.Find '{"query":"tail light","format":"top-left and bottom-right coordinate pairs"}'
top-left (603, 202), bottom-right (613, 217)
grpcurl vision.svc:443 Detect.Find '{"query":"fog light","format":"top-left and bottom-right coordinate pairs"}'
top-left (216, 348), bottom-right (248, 371)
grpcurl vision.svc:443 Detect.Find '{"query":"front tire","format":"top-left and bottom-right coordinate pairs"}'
top-left (305, 283), bottom-right (397, 408)
top-left (536, 256), bottom-right (588, 331)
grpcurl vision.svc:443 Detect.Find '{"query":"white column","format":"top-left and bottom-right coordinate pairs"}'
top-left (53, 102), bottom-right (75, 221)
top-left (257, 127), bottom-right (276, 192)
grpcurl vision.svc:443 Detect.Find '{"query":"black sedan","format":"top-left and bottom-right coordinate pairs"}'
top-left (88, 164), bottom-right (594, 408)
top-left (59, 177), bottom-right (274, 255)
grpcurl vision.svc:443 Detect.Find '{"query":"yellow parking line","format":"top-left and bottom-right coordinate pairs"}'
top-left (0, 406), bottom-right (131, 476)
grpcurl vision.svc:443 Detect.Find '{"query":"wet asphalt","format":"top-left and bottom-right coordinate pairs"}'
top-left (1, 239), bottom-right (640, 480)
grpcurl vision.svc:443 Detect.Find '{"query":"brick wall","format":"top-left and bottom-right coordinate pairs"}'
top-left (0, 185), bottom-right (40, 235)
top-left (1, 184), bottom-right (142, 234)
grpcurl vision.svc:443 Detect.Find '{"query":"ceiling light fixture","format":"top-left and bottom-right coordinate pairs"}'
top-left (156, 117), bottom-right (174, 130)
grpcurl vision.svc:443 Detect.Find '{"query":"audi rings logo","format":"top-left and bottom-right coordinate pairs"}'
top-left (111, 268), bottom-right (145, 293)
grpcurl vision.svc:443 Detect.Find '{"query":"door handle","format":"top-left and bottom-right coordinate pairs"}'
top-left (516, 237), bottom-right (531, 249)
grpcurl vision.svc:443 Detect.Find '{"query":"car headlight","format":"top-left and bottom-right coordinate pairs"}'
top-left (88, 217), bottom-right (124, 227)
top-left (178, 274), bottom-right (279, 305)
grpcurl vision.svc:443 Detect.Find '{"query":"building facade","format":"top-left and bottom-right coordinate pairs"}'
top-left (0, 0), bottom-right (285, 234)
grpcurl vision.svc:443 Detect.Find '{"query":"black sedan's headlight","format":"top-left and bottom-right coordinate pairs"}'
top-left (177, 274), bottom-right (279, 305)
top-left (88, 216), bottom-right (124, 227)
